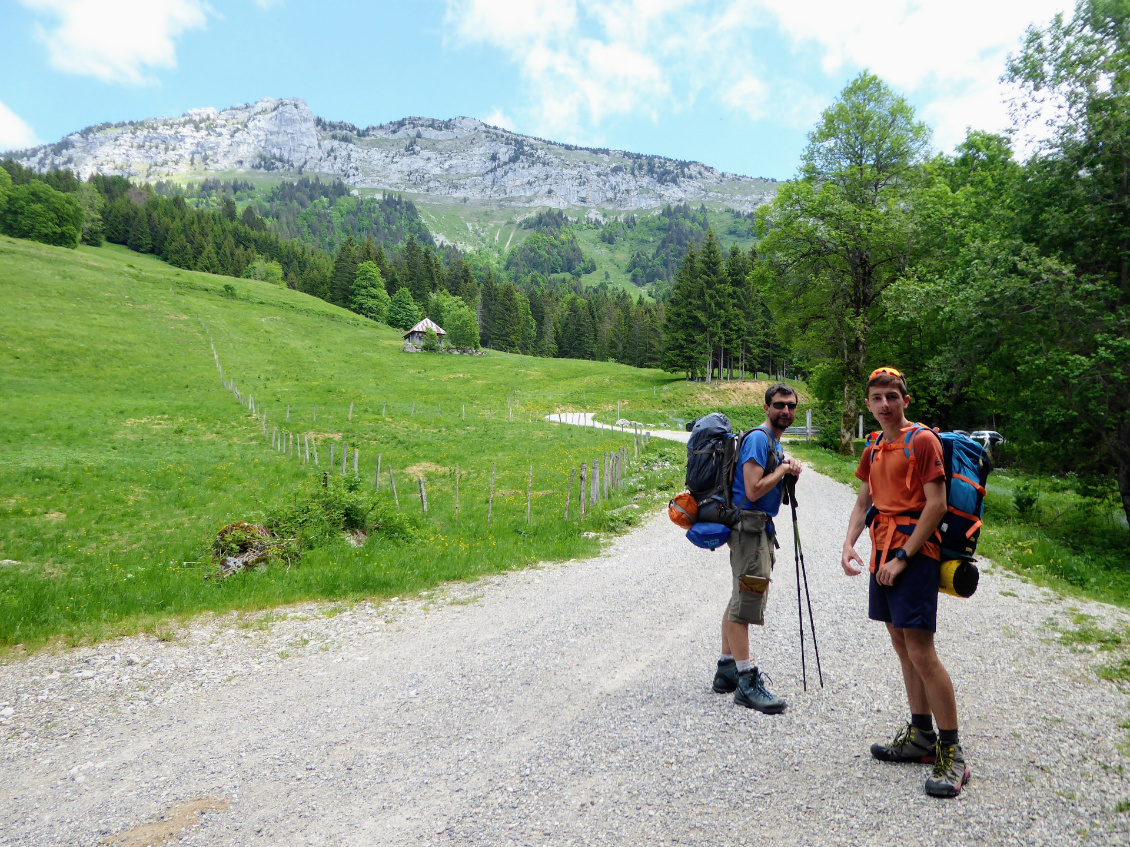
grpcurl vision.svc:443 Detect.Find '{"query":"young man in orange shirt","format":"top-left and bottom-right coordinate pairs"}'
top-left (840, 367), bottom-right (969, 798)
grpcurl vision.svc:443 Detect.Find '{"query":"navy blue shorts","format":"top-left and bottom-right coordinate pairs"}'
top-left (868, 551), bottom-right (941, 632)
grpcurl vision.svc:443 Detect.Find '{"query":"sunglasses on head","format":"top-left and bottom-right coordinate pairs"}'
top-left (770, 401), bottom-right (797, 410)
top-left (868, 366), bottom-right (904, 380)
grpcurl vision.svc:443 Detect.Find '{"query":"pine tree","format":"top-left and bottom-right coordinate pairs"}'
top-left (330, 236), bottom-right (358, 307)
top-left (661, 243), bottom-right (706, 378)
top-left (351, 261), bottom-right (391, 322)
top-left (492, 283), bottom-right (523, 353)
top-left (478, 268), bottom-right (497, 348)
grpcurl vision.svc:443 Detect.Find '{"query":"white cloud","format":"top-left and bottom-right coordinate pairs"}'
top-left (750, 0), bottom-right (1077, 151)
top-left (0, 100), bottom-right (39, 151)
top-left (444, 0), bottom-right (1077, 153)
top-left (482, 107), bottom-right (515, 130)
top-left (444, 0), bottom-right (706, 141)
top-left (19, 0), bottom-right (210, 85)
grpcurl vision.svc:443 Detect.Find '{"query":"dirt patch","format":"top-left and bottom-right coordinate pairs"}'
top-left (101, 796), bottom-right (229, 847)
top-left (405, 462), bottom-right (449, 477)
top-left (690, 380), bottom-right (807, 408)
top-left (438, 373), bottom-right (471, 380)
top-left (122, 417), bottom-right (172, 428)
top-left (42, 512), bottom-right (66, 522)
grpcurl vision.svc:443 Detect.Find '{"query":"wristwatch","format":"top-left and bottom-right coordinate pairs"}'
top-left (894, 548), bottom-right (909, 564)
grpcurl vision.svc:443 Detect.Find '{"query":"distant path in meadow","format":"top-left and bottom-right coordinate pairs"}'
top-left (546, 411), bottom-right (691, 443)
top-left (1, 468), bottom-right (1128, 846)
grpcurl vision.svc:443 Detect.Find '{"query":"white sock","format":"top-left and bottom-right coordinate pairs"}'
top-left (736, 659), bottom-right (753, 673)
top-left (720, 653), bottom-right (734, 663)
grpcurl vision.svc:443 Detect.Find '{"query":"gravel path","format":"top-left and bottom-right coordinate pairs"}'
top-left (2, 467), bottom-right (1128, 846)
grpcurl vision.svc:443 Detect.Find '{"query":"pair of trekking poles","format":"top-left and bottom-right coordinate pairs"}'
top-left (783, 475), bottom-right (823, 691)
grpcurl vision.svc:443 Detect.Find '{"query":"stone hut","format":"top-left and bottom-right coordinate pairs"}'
top-left (403, 318), bottom-right (446, 351)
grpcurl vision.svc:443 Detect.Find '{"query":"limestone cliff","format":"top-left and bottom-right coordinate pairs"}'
top-left (9, 98), bottom-right (777, 212)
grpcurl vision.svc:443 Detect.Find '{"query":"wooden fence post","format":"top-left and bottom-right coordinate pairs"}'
top-left (341, 442), bottom-right (348, 475)
top-left (389, 468), bottom-right (399, 507)
top-left (455, 468), bottom-right (460, 522)
top-left (487, 463), bottom-right (496, 524)
top-left (383, 401), bottom-right (386, 417)
top-left (526, 465), bottom-right (532, 525)
top-left (313, 439), bottom-right (319, 466)
top-left (565, 467), bottom-right (574, 521)
top-left (329, 443), bottom-right (334, 469)
top-left (418, 477), bottom-right (427, 513)
top-left (353, 449), bottom-right (358, 475)
top-left (462, 404), bottom-right (465, 421)
top-left (286, 404), bottom-right (290, 422)
top-left (579, 463), bottom-right (587, 517)
top-left (376, 454), bottom-right (382, 491)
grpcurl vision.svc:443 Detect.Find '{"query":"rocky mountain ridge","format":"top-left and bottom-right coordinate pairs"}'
top-left (8, 98), bottom-right (777, 213)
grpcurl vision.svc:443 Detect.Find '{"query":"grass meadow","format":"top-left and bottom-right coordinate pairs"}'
top-left (1, 236), bottom-right (707, 651)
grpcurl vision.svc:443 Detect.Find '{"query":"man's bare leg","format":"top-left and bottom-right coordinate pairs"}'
top-left (899, 627), bottom-right (958, 730)
top-left (722, 609), bottom-right (749, 662)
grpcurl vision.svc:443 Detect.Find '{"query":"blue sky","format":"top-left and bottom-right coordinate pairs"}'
top-left (1, 1), bottom-right (1074, 180)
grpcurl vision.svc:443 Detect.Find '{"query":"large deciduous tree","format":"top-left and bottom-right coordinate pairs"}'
top-left (1004, 0), bottom-right (1130, 531)
top-left (1, 180), bottom-right (83, 248)
top-left (756, 72), bottom-right (931, 452)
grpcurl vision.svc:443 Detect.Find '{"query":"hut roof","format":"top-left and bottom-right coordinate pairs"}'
top-left (403, 318), bottom-right (446, 338)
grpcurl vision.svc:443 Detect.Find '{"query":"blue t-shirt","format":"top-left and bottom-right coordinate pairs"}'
top-left (731, 427), bottom-right (786, 517)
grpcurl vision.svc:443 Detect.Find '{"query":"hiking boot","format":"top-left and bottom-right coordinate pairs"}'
top-left (925, 741), bottom-right (970, 798)
top-left (870, 722), bottom-right (937, 763)
top-left (733, 667), bottom-right (786, 714)
top-left (712, 659), bottom-right (738, 693)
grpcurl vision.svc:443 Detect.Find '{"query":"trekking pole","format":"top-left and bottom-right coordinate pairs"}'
top-left (785, 476), bottom-right (824, 690)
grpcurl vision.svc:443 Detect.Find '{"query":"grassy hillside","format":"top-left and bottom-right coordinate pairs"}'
top-left (1, 237), bottom-right (810, 651)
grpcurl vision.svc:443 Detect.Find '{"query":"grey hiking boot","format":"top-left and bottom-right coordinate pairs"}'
top-left (925, 741), bottom-right (970, 797)
top-left (734, 667), bottom-right (786, 714)
top-left (870, 722), bottom-right (937, 763)
top-left (712, 659), bottom-right (738, 693)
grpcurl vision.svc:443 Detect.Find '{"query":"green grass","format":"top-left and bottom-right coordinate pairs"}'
top-left (0, 236), bottom-right (698, 651)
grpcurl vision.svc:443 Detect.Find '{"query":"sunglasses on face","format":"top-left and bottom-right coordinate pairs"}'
top-left (770, 401), bottom-right (798, 410)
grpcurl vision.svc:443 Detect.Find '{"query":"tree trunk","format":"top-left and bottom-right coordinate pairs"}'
top-left (840, 380), bottom-right (858, 456)
top-left (1115, 425), bottom-right (1130, 544)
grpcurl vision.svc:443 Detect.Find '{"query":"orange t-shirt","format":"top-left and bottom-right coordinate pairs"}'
top-left (855, 425), bottom-right (946, 568)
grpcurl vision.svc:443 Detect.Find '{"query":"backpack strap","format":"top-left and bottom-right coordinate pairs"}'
top-left (869, 423), bottom-right (927, 490)
top-left (866, 424), bottom-right (944, 568)
top-left (730, 426), bottom-right (780, 510)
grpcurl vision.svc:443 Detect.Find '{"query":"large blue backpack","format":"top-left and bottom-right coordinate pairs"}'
top-left (867, 425), bottom-right (992, 561)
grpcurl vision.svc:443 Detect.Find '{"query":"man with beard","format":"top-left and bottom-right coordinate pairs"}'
top-left (712, 383), bottom-right (802, 713)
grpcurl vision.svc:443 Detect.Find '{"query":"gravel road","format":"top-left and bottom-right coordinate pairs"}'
top-left (2, 464), bottom-right (1128, 846)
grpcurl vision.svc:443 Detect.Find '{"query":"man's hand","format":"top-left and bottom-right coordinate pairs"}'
top-left (781, 458), bottom-right (803, 479)
top-left (841, 544), bottom-right (864, 576)
top-left (876, 553), bottom-right (909, 586)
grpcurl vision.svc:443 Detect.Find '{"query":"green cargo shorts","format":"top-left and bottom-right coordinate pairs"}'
top-left (728, 511), bottom-right (775, 626)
